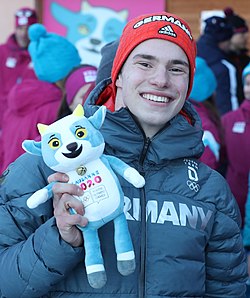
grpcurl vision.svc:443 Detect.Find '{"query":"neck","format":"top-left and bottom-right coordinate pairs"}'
top-left (140, 123), bottom-right (164, 139)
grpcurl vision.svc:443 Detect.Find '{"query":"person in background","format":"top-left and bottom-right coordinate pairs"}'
top-left (0, 7), bottom-right (38, 134)
top-left (222, 62), bottom-right (250, 228)
top-left (188, 57), bottom-right (224, 170)
top-left (28, 23), bottom-right (81, 89)
top-left (0, 79), bottom-right (62, 174)
top-left (57, 64), bottom-right (97, 119)
top-left (0, 11), bottom-right (247, 297)
top-left (0, 23), bottom-right (81, 174)
top-left (196, 16), bottom-right (239, 115)
top-left (224, 7), bottom-right (249, 105)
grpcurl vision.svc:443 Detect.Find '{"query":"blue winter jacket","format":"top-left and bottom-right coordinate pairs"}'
top-left (197, 34), bottom-right (239, 115)
top-left (0, 79), bottom-right (247, 297)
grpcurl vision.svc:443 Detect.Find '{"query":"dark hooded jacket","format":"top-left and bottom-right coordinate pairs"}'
top-left (197, 34), bottom-right (239, 115)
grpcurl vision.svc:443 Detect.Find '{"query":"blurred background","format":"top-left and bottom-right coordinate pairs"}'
top-left (1, 1), bottom-right (250, 40)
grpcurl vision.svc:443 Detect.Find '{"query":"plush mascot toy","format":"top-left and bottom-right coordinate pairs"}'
top-left (22, 104), bottom-right (145, 289)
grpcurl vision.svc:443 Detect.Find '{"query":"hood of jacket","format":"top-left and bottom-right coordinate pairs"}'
top-left (241, 99), bottom-right (250, 114)
top-left (84, 79), bottom-right (204, 165)
top-left (7, 79), bottom-right (62, 116)
top-left (5, 33), bottom-right (30, 57)
top-left (196, 34), bottom-right (227, 66)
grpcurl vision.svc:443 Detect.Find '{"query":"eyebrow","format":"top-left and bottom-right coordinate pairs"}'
top-left (49, 134), bottom-right (56, 140)
top-left (132, 54), bottom-right (189, 68)
top-left (171, 59), bottom-right (189, 68)
top-left (133, 54), bottom-right (157, 61)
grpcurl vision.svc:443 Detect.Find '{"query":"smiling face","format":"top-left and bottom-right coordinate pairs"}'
top-left (115, 39), bottom-right (189, 138)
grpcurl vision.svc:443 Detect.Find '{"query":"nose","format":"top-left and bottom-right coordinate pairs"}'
top-left (66, 142), bottom-right (78, 152)
top-left (90, 38), bottom-right (101, 46)
top-left (19, 27), bottom-right (28, 37)
top-left (148, 67), bottom-right (170, 88)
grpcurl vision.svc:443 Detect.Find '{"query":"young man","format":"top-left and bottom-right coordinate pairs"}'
top-left (0, 11), bottom-right (247, 297)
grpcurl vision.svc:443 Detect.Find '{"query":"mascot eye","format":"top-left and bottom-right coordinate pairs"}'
top-left (78, 25), bottom-right (89, 36)
top-left (48, 138), bottom-right (61, 149)
top-left (75, 127), bottom-right (87, 139)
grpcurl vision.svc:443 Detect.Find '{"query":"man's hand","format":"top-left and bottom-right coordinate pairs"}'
top-left (48, 172), bottom-right (88, 247)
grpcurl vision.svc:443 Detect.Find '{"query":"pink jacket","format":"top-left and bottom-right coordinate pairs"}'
top-left (191, 101), bottom-right (222, 170)
top-left (0, 79), bottom-right (62, 173)
top-left (0, 34), bottom-right (36, 129)
top-left (222, 100), bottom-right (250, 223)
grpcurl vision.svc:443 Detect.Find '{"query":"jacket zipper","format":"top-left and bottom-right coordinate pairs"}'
top-left (138, 137), bottom-right (151, 298)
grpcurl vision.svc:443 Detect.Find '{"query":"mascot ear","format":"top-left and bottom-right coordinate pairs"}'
top-left (73, 104), bottom-right (84, 117)
top-left (88, 106), bottom-right (107, 129)
top-left (37, 123), bottom-right (48, 136)
top-left (22, 140), bottom-right (42, 156)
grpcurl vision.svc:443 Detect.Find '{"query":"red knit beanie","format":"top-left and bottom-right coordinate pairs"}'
top-left (111, 12), bottom-right (196, 100)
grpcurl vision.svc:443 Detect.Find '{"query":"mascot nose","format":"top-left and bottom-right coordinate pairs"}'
top-left (66, 142), bottom-right (78, 152)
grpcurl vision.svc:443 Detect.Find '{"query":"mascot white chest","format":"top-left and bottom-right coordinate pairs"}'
top-left (69, 158), bottom-right (121, 222)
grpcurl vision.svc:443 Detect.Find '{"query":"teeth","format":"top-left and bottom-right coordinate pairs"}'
top-left (142, 93), bottom-right (169, 103)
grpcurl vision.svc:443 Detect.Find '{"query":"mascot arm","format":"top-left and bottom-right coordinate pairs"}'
top-left (103, 155), bottom-right (145, 188)
top-left (27, 182), bottom-right (56, 209)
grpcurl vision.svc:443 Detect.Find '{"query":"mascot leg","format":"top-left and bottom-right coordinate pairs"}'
top-left (114, 213), bottom-right (136, 276)
top-left (83, 228), bottom-right (107, 289)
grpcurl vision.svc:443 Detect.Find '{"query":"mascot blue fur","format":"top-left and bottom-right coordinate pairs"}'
top-left (22, 104), bottom-right (145, 289)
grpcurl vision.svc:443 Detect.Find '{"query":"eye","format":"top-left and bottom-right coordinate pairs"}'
top-left (78, 25), bottom-right (89, 36)
top-left (140, 62), bottom-right (150, 67)
top-left (171, 67), bottom-right (180, 72)
top-left (75, 127), bottom-right (87, 139)
top-left (48, 138), bottom-right (61, 150)
top-left (137, 62), bottom-right (152, 68)
top-left (169, 62), bottom-right (189, 75)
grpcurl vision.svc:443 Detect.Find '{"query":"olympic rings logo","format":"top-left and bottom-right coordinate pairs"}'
top-left (187, 180), bottom-right (200, 192)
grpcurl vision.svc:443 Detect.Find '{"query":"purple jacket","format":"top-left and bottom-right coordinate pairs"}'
top-left (0, 34), bottom-right (36, 129)
top-left (0, 79), bottom-right (62, 173)
top-left (222, 100), bottom-right (250, 224)
top-left (190, 101), bottom-right (222, 170)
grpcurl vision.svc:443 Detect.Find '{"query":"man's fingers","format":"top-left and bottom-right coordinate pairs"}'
top-left (64, 213), bottom-right (88, 228)
top-left (56, 212), bottom-right (88, 229)
top-left (48, 172), bottom-right (69, 183)
top-left (52, 182), bottom-right (84, 207)
top-left (52, 182), bottom-right (83, 197)
top-left (54, 193), bottom-right (85, 216)
top-left (49, 173), bottom-right (87, 247)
